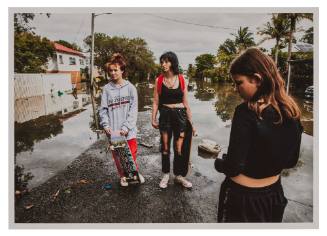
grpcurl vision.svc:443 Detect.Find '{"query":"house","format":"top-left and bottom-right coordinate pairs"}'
top-left (47, 43), bottom-right (89, 90)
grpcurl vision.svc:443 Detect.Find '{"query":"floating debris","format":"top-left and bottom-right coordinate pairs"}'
top-left (143, 105), bottom-right (152, 110)
top-left (24, 204), bottom-right (34, 210)
top-left (140, 142), bottom-right (153, 148)
top-left (198, 139), bottom-right (221, 159)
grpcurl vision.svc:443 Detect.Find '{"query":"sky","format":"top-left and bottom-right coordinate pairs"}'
top-left (30, 11), bottom-right (313, 69)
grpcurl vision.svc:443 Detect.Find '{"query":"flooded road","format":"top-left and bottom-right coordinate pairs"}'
top-left (14, 80), bottom-right (314, 191)
top-left (137, 80), bottom-right (314, 194)
top-left (15, 104), bottom-right (99, 189)
top-left (14, 80), bottom-right (314, 223)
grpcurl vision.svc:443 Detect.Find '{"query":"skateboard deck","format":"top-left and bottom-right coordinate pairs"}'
top-left (109, 133), bottom-right (140, 183)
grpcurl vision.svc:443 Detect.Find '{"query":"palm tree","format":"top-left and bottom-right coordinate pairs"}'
top-left (218, 39), bottom-right (237, 56)
top-left (279, 13), bottom-right (313, 69)
top-left (301, 26), bottom-right (313, 44)
top-left (231, 26), bottom-right (256, 52)
top-left (257, 14), bottom-right (290, 65)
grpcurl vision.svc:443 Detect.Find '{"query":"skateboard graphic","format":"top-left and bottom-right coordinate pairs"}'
top-left (108, 133), bottom-right (140, 183)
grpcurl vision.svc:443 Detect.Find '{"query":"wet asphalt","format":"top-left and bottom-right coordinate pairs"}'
top-left (14, 110), bottom-right (313, 223)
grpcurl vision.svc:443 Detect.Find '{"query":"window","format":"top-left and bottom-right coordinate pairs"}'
top-left (79, 59), bottom-right (84, 65)
top-left (69, 57), bottom-right (76, 65)
top-left (58, 55), bottom-right (64, 64)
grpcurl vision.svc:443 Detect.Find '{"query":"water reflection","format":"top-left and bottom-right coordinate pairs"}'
top-left (136, 82), bottom-right (154, 112)
top-left (131, 79), bottom-right (313, 136)
top-left (190, 80), bottom-right (313, 135)
top-left (15, 105), bottom-right (99, 189)
top-left (15, 115), bottom-right (63, 155)
top-left (194, 81), bottom-right (216, 101)
top-left (293, 97), bottom-right (313, 136)
top-left (214, 84), bottom-right (243, 122)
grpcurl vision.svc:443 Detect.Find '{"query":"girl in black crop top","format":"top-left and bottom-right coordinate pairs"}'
top-left (215, 48), bottom-right (303, 222)
top-left (151, 51), bottom-right (196, 189)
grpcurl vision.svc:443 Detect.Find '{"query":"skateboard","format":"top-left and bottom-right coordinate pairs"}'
top-left (108, 133), bottom-right (140, 183)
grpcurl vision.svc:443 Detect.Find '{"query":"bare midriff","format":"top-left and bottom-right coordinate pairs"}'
top-left (230, 173), bottom-right (280, 188)
top-left (162, 103), bottom-right (185, 108)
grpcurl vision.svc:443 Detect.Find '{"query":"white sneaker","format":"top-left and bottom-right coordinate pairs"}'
top-left (120, 177), bottom-right (128, 187)
top-left (175, 175), bottom-right (192, 188)
top-left (138, 173), bottom-right (145, 184)
top-left (159, 174), bottom-right (170, 189)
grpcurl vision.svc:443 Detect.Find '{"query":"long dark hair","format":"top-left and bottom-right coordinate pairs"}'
top-left (160, 51), bottom-right (180, 75)
top-left (230, 47), bottom-right (301, 123)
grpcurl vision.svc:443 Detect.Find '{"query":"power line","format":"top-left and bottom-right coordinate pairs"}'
top-left (145, 13), bottom-right (239, 31)
top-left (73, 15), bottom-right (87, 46)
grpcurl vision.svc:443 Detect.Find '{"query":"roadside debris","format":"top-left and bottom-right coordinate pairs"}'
top-left (24, 204), bottom-right (34, 210)
top-left (140, 142), bottom-right (153, 148)
top-left (198, 139), bottom-right (221, 159)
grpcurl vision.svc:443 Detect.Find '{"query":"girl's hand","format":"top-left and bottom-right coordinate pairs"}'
top-left (120, 130), bottom-right (128, 136)
top-left (152, 120), bottom-right (159, 129)
top-left (191, 122), bottom-right (197, 136)
top-left (104, 127), bottom-right (113, 135)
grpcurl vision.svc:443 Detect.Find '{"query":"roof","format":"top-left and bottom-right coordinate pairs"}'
top-left (54, 43), bottom-right (85, 57)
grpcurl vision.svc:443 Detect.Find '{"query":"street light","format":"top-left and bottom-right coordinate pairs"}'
top-left (89, 12), bottom-right (112, 134)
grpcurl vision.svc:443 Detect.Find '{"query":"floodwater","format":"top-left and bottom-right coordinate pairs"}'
top-left (14, 80), bottom-right (314, 190)
top-left (15, 104), bottom-right (99, 189)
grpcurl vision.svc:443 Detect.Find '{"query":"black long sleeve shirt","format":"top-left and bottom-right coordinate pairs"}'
top-left (215, 102), bottom-right (303, 178)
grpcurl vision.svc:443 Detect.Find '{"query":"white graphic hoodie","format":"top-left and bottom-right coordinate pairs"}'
top-left (99, 80), bottom-right (138, 140)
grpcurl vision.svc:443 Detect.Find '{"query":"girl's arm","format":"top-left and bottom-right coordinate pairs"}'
top-left (121, 85), bottom-right (138, 133)
top-left (99, 87), bottom-right (112, 134)
top-left (151, 78), bottom-right (159, 129)
top-left (182, 85), bottom-right (193, 123)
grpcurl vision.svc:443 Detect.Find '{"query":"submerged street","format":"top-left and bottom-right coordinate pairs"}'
top-left (14, 82), bottom-right (314, 223)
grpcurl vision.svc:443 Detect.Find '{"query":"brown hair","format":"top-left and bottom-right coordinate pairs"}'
top-left (105, 53), bottom-right (127, 77)
top-left (230, 47), bottom-right (301, 123)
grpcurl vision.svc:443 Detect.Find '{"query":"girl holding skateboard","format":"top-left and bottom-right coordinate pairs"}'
top-left (152, 51), bottom-right (196, 189)
top-left (215, 48), bottom-right (303, 222)
top-left (99, 53), bottom-right (145, 187)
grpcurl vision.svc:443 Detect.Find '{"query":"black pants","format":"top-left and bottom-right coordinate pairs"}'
top-left (159, 107), bottom-right (188, 176)
top-left (217, 177), bottom-right (288, 222)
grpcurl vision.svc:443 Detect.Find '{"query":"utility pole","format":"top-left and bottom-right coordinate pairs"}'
top-left (89, 13), bottom-right (100, 134)
top-left (286, 60), bottom-right (292, 94)
top-left (89, 13), bottom-right (112, 135)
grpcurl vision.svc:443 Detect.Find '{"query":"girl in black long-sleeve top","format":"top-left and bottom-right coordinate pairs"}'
top-left (215, 48), bottom-right (303, 222)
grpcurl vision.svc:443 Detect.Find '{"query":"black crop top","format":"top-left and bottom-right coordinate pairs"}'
top-left (215, 102), bottom-right (303, 178)
top-left (159, 82), bottom-right (184, 105)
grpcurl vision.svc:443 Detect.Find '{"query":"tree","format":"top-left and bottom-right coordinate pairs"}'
top-left (84, 33), bottom-right (157, 81)
top-left (14, 13), bottom-right (50, 33)
top-left (301, 27), bottom-right (313, 44)
top-left (279, 13), bottom-right (313, 70)
top-left (14, 32), bottom-right (55, 73)
top-left (187, 64), bottom-right (196, 79)
top-left (195, 54), bottom-right (216, 79)
top-left (257, 14), bottom-right (290, 65)
top-left (216, 39), bottom-right (237, 79)
top-left (55, 40), bottom-right (82, 51)
top-left (14, 13), bottom-right (54, 73)
top-left (231, 27), bottom-right (256, 52)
